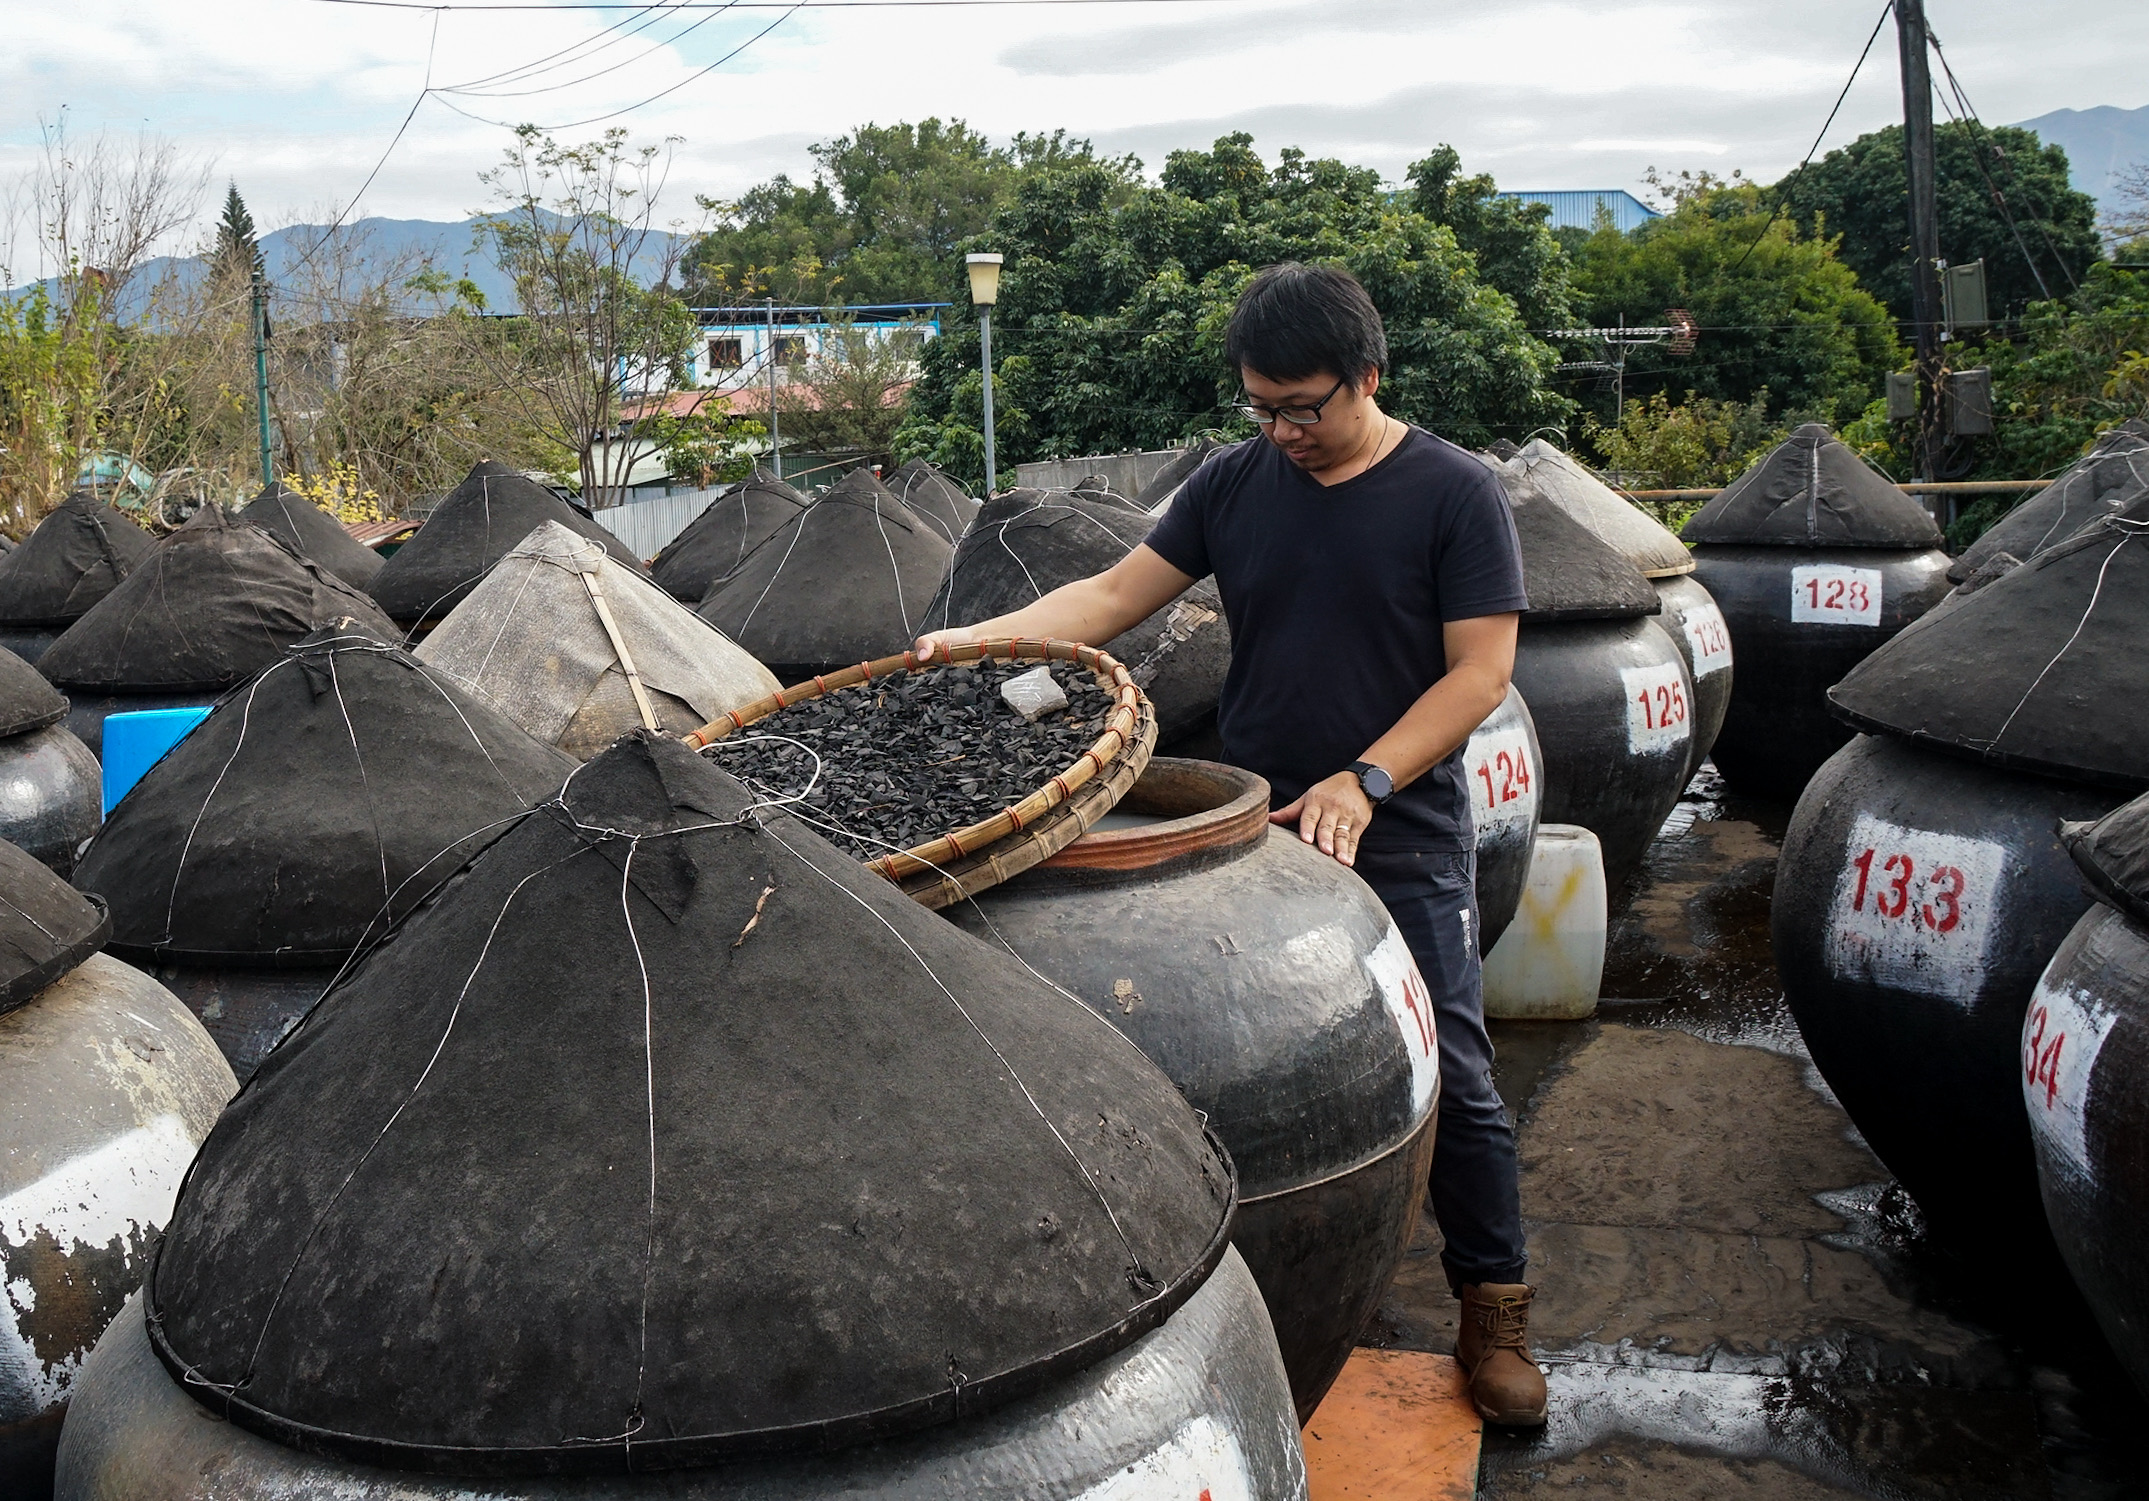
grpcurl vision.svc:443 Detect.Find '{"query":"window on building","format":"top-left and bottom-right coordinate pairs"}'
top-left (773, 335), bottom-right (809, 368)
top-left (706, 337), bottom-right (743, 368)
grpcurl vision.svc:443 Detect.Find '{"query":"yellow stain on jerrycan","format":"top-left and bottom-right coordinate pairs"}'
top-left (1482, 824), bottom-right (1606, 1020)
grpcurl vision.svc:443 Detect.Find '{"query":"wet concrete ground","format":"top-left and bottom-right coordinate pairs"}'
top-left (1367, 769), bottom-right (2149, 1499)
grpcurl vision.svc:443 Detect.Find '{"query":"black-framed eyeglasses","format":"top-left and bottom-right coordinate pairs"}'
top-left (1235, 376), bottom-right (1349, 427)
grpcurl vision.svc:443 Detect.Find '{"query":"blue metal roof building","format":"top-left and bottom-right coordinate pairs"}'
top-left (1496, 190), bottom-right (1661, 233)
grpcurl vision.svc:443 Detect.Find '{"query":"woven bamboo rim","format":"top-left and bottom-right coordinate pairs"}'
top-left (683, 639), bottom-right (1156, 906)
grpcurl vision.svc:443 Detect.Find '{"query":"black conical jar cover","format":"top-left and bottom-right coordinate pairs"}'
top-left (921, 485), bottom-right (1227, 657)
top-left (1829, 496), bottom-right (2149, 789)
top-left (238, 481), bottom-right (386, 590)
top-left (1134, 438), bottom-right (1223, 512)
top-left (887, 459), bottom-right (979, 545)
top-left (0, 492), bottom-right (158, 626)
top-left (1501, 479), bottom-right (1660, 621)
top-left (367, 460), bottom-right (648, 624)
top-left (2060, 791), bottom-right (2149, 930)
top-left (0, 645), bottom-right (67, 737)
top-left (925, 487), bottom-right (1153, 627)
top-left (146, 733), bottom-right (1232, 1475)
top-left (38, 504), bottom-right (400, 693)
top-left (1951, 428), bottom-right (2149, 583)
top-left (0, 837), bottom-right (110, 1016)
top-left (1681, 423), bottom-right (1943, 548)
top-left (696, 467), bottom-right (952, 676)
top-left (647, 474), bottom-right (812, 602)
top-left (1497, 441), bottom-right (1693, 577)
top-left (73, 621), bottom-right (574, 966)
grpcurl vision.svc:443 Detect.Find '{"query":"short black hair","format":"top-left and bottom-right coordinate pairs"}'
top-left (1224, 262), bottom-right (1387, 384)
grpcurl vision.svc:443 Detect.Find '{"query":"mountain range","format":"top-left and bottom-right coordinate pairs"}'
top-left (2009, 103), bottom-right (2147, 211)
top-left (8, 212), bottom-right (689, 320)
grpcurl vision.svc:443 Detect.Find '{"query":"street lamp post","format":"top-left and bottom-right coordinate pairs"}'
top-left (965, 253), bottom-right (1003, 495)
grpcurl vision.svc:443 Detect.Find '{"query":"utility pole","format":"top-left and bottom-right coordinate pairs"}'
top-left (765, 296), bottom-right (782, 482)
top-left (250, 265), bottom-right (274, 489)
top-left (1897, 0), bottom-right (1943, 481)
top-left (1549, 312), bottom-right (1696, 426)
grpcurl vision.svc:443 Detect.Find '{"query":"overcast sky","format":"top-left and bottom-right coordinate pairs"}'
top-left (5, 0), bottom-right (2146, 261)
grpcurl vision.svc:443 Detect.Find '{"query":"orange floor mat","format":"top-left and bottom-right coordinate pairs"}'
top-left (1301, 1349), bottom-right (1483, 1500)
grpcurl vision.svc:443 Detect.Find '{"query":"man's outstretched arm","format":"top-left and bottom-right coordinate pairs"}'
top-left (914, 543), bottom-right (1197, 660)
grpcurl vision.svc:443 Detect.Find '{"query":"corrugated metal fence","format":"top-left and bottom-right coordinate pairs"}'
top-left (588, 487), bottom-right (724, 561)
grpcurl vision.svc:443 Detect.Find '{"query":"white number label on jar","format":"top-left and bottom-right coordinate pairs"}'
top-left (1790, 564), bottom-right (1883, 626)
top-left (1364, 925), bottom-right (1440, 1118)
top-left (1072, 1415), bottom-right (1257, 1500)
top-left (1825, 814), bottom-right (2005, 998)
top-left (1681, 599), bottom-right (1734, 677)
top-left (1620, 662), bottom-right (1691, 755)
top-left (2022, 976), bottom-right (2119, 1179)
top-left (1466, 725), bottom-right (1537, 830)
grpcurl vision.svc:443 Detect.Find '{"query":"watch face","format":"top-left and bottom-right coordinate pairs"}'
top-left (1361, 765), bottom-right (1393, 802)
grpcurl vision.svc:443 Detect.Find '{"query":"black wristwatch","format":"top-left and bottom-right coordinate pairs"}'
top-left (1348, 761), bottom-right (1394, 805)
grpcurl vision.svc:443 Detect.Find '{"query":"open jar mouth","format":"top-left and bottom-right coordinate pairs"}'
top-left (1043, 758), bottom-right (1271, 873)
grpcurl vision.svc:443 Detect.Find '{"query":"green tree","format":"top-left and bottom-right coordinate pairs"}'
top-left (1406, 145), bottom-right (1575, 330)
top-left (0, 283), bottom-right (106, 533)
top-left (775, 310), bottom-right (930, 460)
top-left (896, 135), bottom-right (1572, 492)
top-left (1955, 263), bottom-right (2149, 478)
top-left (1566, 188), bottom-right (1901, 426)
top-left (643, 401), bottom-right (765, 488)
top-left (2109, 161), bottom-right (2149, 261)
top-left (1585, 388), bottom-right (1782, 493)
top-left (1778, 122), bottom-right (2103, 324)
top-left (213, 182), bottom-right (265, 282)
top-left (475, 126), bottom-right (701, 507)
top-left (1837, 263), bottom-right (2149, 543)
top-left (682, 120), bottom-right (1126, 306)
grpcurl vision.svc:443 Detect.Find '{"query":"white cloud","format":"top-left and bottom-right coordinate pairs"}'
top-left (3, 0), bottom-right (2145, 249)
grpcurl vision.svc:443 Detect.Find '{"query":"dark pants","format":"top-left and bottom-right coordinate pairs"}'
top-left (1355, 847), bottom-right (1528, 1290)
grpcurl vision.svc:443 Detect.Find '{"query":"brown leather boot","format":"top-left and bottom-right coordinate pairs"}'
top-left (1456, 1282), bottom-right (1548, 1426)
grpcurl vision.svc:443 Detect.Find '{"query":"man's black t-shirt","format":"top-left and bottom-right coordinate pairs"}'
top-left (1144, 427), bottom-right (1527, 852)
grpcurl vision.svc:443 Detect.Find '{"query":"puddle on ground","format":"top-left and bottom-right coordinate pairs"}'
top-left (1468, 764), bottom-right (2149, 1500)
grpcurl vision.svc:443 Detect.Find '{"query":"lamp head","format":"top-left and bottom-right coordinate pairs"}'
top-left (964, 253), bottom-right (1004, 308)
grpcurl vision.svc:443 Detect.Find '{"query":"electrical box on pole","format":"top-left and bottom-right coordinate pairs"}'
top-left (1896, 0), bottom-right (1943, 479)
top-left (1942, 259), bottom-right (1990, 331)
top-left (1946, 367), bottom-right (1994, 436)
top-left (1886, 371), bottom-right (1918, 422)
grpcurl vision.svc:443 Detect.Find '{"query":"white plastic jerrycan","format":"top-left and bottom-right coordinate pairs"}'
top-left (1481, 823), bottom-right (1606, 1020)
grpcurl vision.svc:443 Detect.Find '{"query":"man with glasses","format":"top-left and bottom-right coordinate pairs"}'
top-left (916, 260), bottom-right (1543, 1427)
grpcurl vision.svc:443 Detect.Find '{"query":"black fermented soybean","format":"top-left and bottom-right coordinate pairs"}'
top-left (706, 660), bottom-right (1116, 858)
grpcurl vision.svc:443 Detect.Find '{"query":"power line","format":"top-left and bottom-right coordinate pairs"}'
top-left (438, 3), bottom-right (682, 94)
top-left (285, 0), bottom-right (789, 245)
top-left (432, 1), bottom-right (805, 130)
top-left (1926, 68), bottom-right (2051, 300)
top-left (1730, 0), bottom-right (1895, 274)
top-left (314, 0), bottom-right (1235, 8)
top-left (1926, 29), bottom-right (2081, 295)
top-left (439, 1), bottom-right (745, 99)
top-left (278, 8), bottom-right (443, 285)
